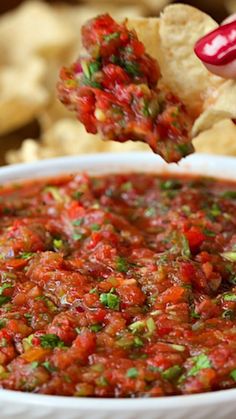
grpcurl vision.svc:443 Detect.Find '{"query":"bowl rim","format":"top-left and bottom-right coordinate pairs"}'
top-left (0, 151), bottom-right (235, 410)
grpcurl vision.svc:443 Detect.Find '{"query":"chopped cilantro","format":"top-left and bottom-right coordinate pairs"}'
top-left (72, 233), bottom-right (83, 241)
top-left (88, 61), bottom-right (101, 76)
top-left (145, 207), bottom-right (156, 217)
top-left (24, 313), bottom-right (32, 320)
top-left (116, 256), bottom-right (129, 273)
top-left (133, 336), bottom-right (144, 347)
top-left (191, 311), bottom-right (200, 319)
top-left (162, 365), bottom-right (182, 381)
top-left (160, 179), bottom-right (181, 191)
top-left (20, 252), bottom-right (34, 260)
top-left (203, 229), bottom-right (216, 237)
top-left (100, 292), bottom-right (120, 310)
top-left (72, 191), bottom-right (84, 200)
top-left (97, 376), bottom-right (109, 387)
top-left (230, 369), bottom-right (236, 381)
top-left (82, 76), bottom-right (102, 89)
top-left (40, 334), bottom-right (64, 349)
top-left (103, 32), bottom-right (120, 42)
top-left (142, 100), bottom-right (151, 117)
top-left (31, 361), bottom-right (39, 369)
top-left (0, 319), bottom-right (6, 329)
top-left (126, 367), bottom-right (138, 379)
top-left (72, 218), bottom-right (84, 226)
top-left (222, 191), bottom-right (236, 200)
top-left (90, 324), bottom-right (103, 332)
top-left (91, 223), bottom-right (101, 231)
top-left (148, 365), bottom-right (161, 373)
top-left (123, 61), bottom-right (140, 76)
top-left (176, 143), bottom-right (192, 157)
top-left (188, 354), bottom-right (212, 377)
top-left (42, 361), bottom-right (57, 373)
top-left (209, 203), bottom-right (221, 219)
top-left (0, 296), bottom-right (11, 307)
top-left (0, 283), bottom-right (13, 295)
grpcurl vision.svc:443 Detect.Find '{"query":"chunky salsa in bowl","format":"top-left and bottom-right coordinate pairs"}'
top-left (0, 153), bottom-right (235, 400)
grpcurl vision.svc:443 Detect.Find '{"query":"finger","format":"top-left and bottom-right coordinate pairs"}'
top-left (194, 20), bottom-right (236, 79)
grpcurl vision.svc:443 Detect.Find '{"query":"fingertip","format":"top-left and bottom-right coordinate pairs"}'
top-left (202, 60), bottom-right (236, 79)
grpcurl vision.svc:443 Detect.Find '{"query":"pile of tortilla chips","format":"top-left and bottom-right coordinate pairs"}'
top-left (2, 1), bottom-right (236, 164)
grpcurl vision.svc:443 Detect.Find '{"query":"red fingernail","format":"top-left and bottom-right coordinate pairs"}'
top-left (194, 21), bottom-right (236, 66)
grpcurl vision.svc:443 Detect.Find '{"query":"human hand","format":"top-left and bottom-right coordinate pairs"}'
top-left (194, 15), bottom-right (236, 79)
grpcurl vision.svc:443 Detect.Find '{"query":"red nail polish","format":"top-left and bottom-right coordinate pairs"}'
top-left (194, 21), bottom-right (236, 66)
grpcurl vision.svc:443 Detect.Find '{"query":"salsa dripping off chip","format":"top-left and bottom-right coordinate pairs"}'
top-left (57, 5), bottom-right (236, 163)
top-left (57, 14), bottom-right (194, 163)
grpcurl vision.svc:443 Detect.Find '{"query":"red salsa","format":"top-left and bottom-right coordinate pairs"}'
top-left (58, 14), bottom-right (194, 163)
top-left (0, 172), bottom-right (235, 397)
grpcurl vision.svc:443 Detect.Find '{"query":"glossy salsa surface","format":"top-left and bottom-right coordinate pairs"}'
top-left (0, 171), bottom-right (235, 397)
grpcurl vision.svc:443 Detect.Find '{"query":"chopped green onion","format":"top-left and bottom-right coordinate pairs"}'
top-left (129, 320), bottom-right (145, 333)
top-left (181, 234), bottom-right (191, 259)
top-left (223, 293), bottom-right (236, 302)
top-left (221, 252), bottom-right (236, 262)
top-left (146, 317), bottom-right (156, 334)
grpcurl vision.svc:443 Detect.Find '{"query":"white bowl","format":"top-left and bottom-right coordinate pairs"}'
top-left (0, 152), bottom-right (235, 419)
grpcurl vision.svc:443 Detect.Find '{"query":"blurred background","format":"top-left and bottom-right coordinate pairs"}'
top-left (0, 0), bottom-right (236, 165)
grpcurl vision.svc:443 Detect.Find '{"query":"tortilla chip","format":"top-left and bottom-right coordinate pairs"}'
top-left (81, 0), bottom-right (169, 13)
top-left (126, 6), bottom-right (223, 117)
top-left (194, 119), bottom-right (236, 156)
top-left (0, 1), bottom-right (76, 65)
top-left (225, 0), bottom-right (236, 13)
top-left (155, 4), bottom-right (224, 117)
top-left (126, 18), bottom-right (160, 61)
top-left (192, 81), bottom-right (236, 136)
top-left (0, 58), bottom-right (48, 135)
top-left (128, 5), bottom-right (235, 137)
